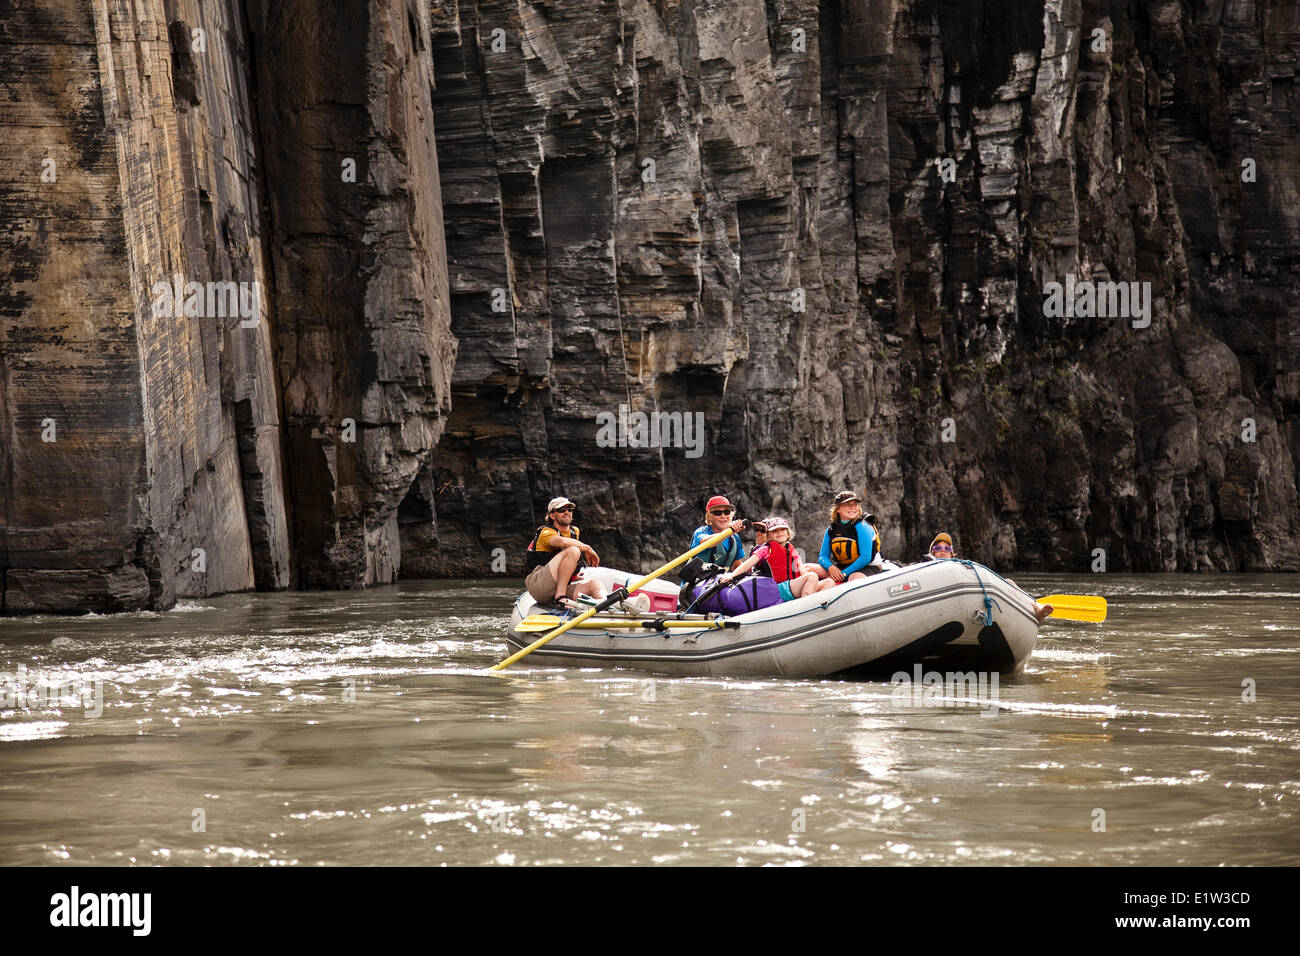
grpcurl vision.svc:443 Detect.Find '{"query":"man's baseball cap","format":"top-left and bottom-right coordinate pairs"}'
top-left (833, 490), bottom-right (861, 505)
top-left (705, 495), bottom-right (733, 511)
top-left (547, 496), bottom-right (576, 512)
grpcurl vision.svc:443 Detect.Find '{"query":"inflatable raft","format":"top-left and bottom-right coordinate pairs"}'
top-left (505, 559), bottom-right (1041, 678)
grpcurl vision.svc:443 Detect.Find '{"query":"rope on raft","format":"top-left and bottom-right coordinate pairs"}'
top-left (958, 558), bottom-right (1002, 626)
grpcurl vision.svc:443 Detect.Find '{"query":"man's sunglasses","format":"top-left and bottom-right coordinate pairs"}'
top-left (932, 544), bottom-right (953, 553)
top-left (554, 506), bottom-right (575, 513)
top-left (709, 509), bottom-right (733, 516)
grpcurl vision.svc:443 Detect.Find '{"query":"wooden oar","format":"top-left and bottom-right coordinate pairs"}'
top-left (490, 528), bottom-right (735, 671)
top-left (514, 618), bottom-right (731, 633)
top-left (1037, 594), bottom-right (1107, 623)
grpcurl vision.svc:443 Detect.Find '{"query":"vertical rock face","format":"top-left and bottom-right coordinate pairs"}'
top-left (1, 0), bottom-right (287, 612)
top-left (1, 0), bottom-right (1296, 617)
top-left (424, 0), bottom-right (1299, 574)
top-left (248, 0), bottom-right (455, 589)
top-left (1, 0), bottom-right (455, 612)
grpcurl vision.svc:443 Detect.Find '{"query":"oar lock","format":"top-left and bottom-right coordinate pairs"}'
top-left (601, 587), bottom-right (630, 610)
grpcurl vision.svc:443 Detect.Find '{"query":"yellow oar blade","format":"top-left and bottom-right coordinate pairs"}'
top-left (1038, 594), bottom-right (1107, 623)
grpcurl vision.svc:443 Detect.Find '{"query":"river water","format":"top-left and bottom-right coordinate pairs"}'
top-left (1, 574), bottom-right (1296, 866)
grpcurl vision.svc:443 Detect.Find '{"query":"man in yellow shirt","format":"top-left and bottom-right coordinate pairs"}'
top-left (523, 497), bottom-right (607, 612)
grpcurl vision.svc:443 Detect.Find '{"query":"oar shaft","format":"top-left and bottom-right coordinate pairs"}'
top-left (491, 528), bottom-right (735, 670)
top-left (533, 610), bottom-right (714, 622)
top-left (515, 618), bottom-right (724, 631)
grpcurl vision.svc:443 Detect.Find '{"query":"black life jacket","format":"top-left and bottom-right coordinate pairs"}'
top-left (826, 517), bottom-right (880, 568)
top-left (524, 524), bottom-right (586, 580)
top-left (764, 541), bottom-right (798, 583)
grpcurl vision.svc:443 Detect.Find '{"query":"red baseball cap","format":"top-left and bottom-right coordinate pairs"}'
top-left (705, 495), bottom-right (733, 511)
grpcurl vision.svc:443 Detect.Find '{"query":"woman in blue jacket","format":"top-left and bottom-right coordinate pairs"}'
top-left (813, 491), bottom-right (879, 592)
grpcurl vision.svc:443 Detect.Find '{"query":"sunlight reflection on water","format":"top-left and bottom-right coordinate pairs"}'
top-left (1, 575), bottom-right (1297, 865)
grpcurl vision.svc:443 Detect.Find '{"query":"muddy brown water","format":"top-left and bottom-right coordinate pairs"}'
top-left (1, 574), bottom-right (1297, 865)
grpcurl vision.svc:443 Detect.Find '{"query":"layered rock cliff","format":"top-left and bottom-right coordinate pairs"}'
top-left (1, 0), bottom-right (1296, 613)
top-left (423, 0), bottom-right (1300, 575)
top-left (1, 0), bottom-right (454, 612)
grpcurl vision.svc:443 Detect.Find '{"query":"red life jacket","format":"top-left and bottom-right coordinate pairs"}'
top-left (764, 541), bottom-right (799, 584)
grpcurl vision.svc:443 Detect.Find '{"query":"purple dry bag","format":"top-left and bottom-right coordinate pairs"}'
top-left (686, 574), bottom-right (784, 615)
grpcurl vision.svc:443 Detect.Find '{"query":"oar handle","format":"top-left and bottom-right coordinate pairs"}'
top-left (618, 528), bottom-right (737, 598)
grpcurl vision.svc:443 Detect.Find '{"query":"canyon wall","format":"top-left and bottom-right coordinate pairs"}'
top-left (1, 0), bottom-right (454, 612)
top-left (1, 0), bottom-right (1296, 614)
top-left (423, 0), bottom-right (1300, 576)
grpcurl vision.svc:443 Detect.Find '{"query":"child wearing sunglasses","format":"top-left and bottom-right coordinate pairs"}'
top-left (923, 532), bottom-right (1054, 623)
top-left (690, 495), bottom-right (748, 571)
top-left (925, 532), bottom-right (955, 560)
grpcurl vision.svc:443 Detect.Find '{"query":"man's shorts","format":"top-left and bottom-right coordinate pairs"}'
top-left (525, 556), bottom-right (578, 604)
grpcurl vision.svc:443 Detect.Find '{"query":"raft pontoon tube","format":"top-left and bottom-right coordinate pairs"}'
top-left (505, 559), bottom-right (1040, 678)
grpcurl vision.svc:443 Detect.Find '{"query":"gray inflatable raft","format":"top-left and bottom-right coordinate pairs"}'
top-left (505, 559), bottom-right (1040, 678)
